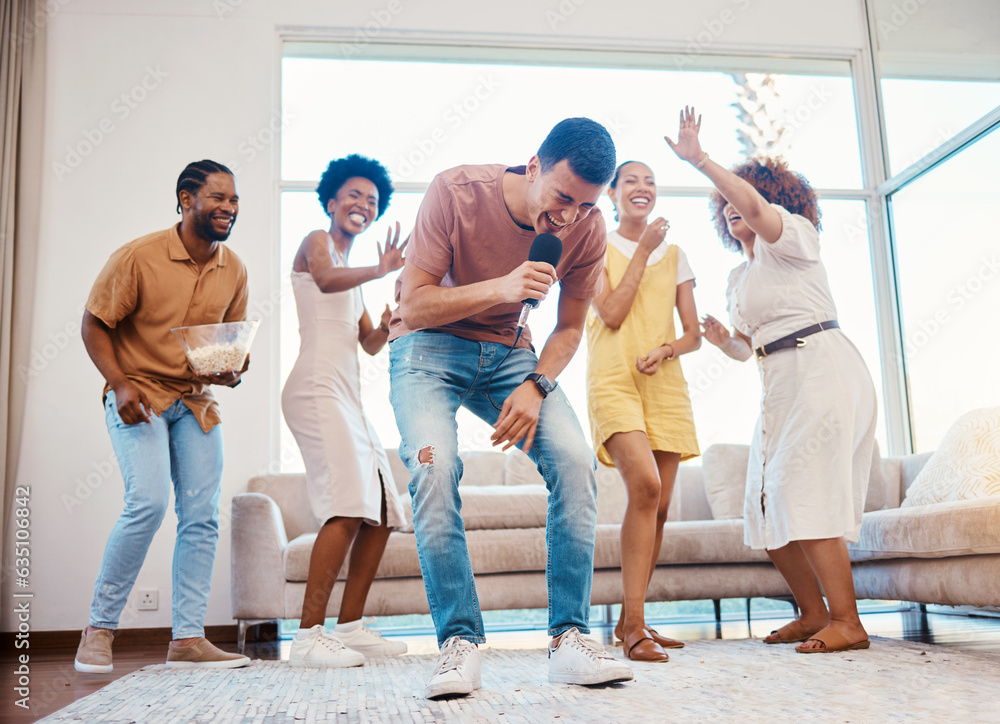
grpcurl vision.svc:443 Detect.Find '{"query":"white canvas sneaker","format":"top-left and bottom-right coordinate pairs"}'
top-left (335, 618), bottom-right (407, 656)
top-left (425, 636), bottom-right (481, 699)
top-left (288, 625), bottom-right (364, 668)
top-left (548, 627), bottom-right (634, 685)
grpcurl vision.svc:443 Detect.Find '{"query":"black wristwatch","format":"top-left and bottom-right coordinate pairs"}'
top-left (524, 372), bottom-right (557, 398)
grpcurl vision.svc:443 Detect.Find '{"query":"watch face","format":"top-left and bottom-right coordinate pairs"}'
top-left (527, 373), bottom-right (555, 396)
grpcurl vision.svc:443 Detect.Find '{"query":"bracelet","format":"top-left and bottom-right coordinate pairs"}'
top-left (665, 343), bottom-right (675, 360)
top-left (378, 322), bottom-right (390, 334)
top-left (694, 152), bottom-right (709, 170)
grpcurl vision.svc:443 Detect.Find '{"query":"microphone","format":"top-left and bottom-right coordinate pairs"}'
top-left (518, 233), bottom-right (563, 329)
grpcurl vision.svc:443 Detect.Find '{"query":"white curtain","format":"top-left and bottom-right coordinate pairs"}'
top-left (1, 0), bottom-right (44, 572)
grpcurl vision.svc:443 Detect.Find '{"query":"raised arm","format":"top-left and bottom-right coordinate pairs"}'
top-left (591, 218), bottom-right (669, 329)
top-left (300, 222), bottom-right (405, 293)
top-left (665, 106), bottom-right (784, 244)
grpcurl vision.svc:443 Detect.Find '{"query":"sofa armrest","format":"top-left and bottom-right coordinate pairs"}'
top-left (230, 492), bottom-right (289, 620)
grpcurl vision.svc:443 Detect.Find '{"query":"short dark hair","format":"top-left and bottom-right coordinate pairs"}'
top-left (316, 154), bottom-right (393, 219)
top-left (537, 117), bottom-right (616, 187)
top-left (176, 160), bottom-right (234, 214)
top-left (709, 156), bottom-right (822, 254)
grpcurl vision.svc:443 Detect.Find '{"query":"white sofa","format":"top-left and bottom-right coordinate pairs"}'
top-left (230, 444), bottom-right (1000, 651)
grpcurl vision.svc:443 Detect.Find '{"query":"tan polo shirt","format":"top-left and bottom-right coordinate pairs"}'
top-left (86, 224), bottom-right (249, 432)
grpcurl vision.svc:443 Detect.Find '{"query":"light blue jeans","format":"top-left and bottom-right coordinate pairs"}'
top-left (89, 390), bottom-right (223, 639)
top-left (389, 331), bottom-right (598, 645)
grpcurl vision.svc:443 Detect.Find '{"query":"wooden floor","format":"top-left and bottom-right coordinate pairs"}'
top-left (4, 607), bottom-right (999, 723)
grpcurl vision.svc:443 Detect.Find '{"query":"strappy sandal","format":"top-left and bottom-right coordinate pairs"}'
top-left (795, 628), bottom-right (871, 654)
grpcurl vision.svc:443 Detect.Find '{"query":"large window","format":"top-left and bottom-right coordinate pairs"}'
top-left (889, 128), bottom-right (1000, 451)
top-left (278, 49), bottom-right (884, 470)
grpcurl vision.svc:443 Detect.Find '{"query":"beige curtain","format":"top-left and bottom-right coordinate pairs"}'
top-left (2, 0), bottom-right (44, 572)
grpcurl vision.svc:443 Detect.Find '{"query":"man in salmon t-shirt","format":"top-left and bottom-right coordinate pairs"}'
top-left (387, 118), bottom-right (633, 699)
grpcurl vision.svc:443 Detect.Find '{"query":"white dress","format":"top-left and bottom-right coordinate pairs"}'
top-left (281, 267), bottom-right (406, 529)
top-left (727, 205), bottom-right (876, 550)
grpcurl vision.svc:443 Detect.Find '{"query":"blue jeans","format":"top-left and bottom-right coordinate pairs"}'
top-left (89, 390), bottom-right (223, 639)
top-left (389, 331), bottom-right (598, 645)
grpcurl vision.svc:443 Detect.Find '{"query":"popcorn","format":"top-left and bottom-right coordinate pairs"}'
top-left (186, 343), bottom-right (248, 375)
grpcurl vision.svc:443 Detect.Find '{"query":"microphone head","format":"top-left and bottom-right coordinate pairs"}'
top-left (528, 233), bottom-right (563, 267)
top-left (522, 233), bottom-right (563, 309)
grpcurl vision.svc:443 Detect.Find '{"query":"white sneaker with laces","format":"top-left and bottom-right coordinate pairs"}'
top-left (425, 636), bottom-right (481, 699)
top-left (335, 617), bottom-right (407, 656)
top-left (288, 625), bottom-right (364, 668)
top-left (548, 627), bottom-right (634, 685)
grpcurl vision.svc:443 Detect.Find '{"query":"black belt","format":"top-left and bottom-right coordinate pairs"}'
top-left (753, 320), bottom-right (839, 360)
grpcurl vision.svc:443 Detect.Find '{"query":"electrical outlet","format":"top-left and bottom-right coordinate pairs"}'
top-left (137, 589), bottom-right (158, 611)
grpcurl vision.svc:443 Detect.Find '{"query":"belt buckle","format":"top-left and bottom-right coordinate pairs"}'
top-left (754, 346), bottom-right (766, 360)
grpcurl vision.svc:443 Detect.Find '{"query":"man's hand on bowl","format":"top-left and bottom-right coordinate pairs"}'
top-left (192, 354), bottom-right (250, 388)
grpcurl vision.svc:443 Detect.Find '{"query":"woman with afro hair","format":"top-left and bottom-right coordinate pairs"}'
top-left (665, 107), bottom-right (877, 654)
top-left (282, 154), bottom-right (409, 667)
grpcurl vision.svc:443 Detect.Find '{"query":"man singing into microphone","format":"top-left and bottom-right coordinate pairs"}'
top-left (387, 117), bottom-right (632, 699)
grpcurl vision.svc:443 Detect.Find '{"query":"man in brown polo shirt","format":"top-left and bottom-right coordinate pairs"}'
top-left (75, 160), bottom-right (251, 673)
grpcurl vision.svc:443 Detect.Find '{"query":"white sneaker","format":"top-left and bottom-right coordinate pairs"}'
top-left (335, 617), bottom-right (407, 657)
top-left (425, 636), bottom-right (481, 699)
top-left (548, 627), bottom-right (633, 685)
top-left (288, 625), bottom-right (364, 668)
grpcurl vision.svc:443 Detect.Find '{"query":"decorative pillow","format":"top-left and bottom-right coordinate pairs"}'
top-left (863, 439), bottom-right (887, 512)
top-left (901, 407), bottom-right (1000, 507)
top-left (702, 444), bottom-right (750, 520)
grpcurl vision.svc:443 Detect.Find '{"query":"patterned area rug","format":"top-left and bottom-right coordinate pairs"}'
top-left (40, 636), bottom-right (999, 723)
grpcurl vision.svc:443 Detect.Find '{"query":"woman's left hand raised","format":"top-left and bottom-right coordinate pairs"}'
top-left (375, 221), bottom-right (407, 277)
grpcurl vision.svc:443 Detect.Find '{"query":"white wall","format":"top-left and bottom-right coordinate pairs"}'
top-left (4, 0), bottom-right (867, 633)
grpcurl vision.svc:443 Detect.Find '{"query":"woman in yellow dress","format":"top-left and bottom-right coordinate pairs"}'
top-left (587, 160), bottom-right (701, 662)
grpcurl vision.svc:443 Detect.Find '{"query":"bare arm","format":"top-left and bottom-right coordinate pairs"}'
top-left (591, 218), bottom-right (669, 329)
top-left (664, 106), bottom-right (784, 244)
top-left (398, 258), bottom-right (557, 330)
top-left (636, 279), bottom-right (702, 375)
top-left (359, 304), bottom-right (391, 356)
top-left (300, 223), bottom-right (405, 293)
top-left (491, 294), bottom-right (590, 453)
top-left (701, 313), bottom-right (753, 361)
top-left (81, 310), bottom-right (152, 424)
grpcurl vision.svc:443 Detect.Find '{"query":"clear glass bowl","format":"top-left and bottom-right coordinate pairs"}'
top-left (170, 320), bottom-right (260, 376)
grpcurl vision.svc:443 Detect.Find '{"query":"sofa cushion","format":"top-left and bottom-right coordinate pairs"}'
top-left (701, 444), bottom-right (748, 520)
top-left (284, 530), bottom-right (422, 582)
top-left (902, 407), bottom-right (1000, 507)
top-left (849, 497), bottom-right (1000, 560)
top-left (702, 441), bottom-right (890, 519)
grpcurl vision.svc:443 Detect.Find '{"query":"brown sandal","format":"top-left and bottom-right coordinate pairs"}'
top-left (648, 628), bottom-right (685, 649)
top-left (795, 628), bottom-right (870, 654)
top-left (624, 629), bottom-right (670, 662)
top-left (763, 621), bottom-right (819, 645)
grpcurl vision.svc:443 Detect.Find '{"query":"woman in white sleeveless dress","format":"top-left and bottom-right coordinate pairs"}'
top-left (666, 108), bottom-right (876, 655)
top-left (281, 155), bottom-right (408, 667)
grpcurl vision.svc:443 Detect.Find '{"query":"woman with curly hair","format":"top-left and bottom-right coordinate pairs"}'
top-left (665, 107), bottom-right (877, 654)
top-left (282, 154), bottom-right (408, 667)
top-left (586, 160), bottom-right (701, 662)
